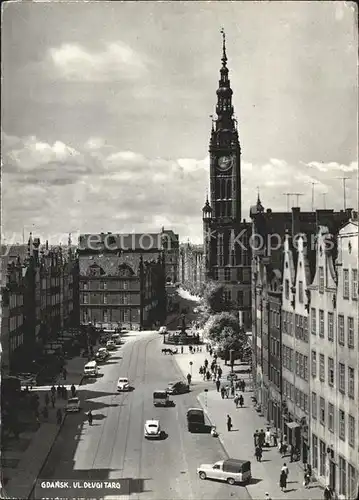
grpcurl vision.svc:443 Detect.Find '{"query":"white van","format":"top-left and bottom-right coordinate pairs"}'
top-left (84, 361), bottom-right (98, 377)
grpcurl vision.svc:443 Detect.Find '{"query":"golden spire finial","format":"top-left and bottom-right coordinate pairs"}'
top-left (220, 28), bottom-right (227, 66)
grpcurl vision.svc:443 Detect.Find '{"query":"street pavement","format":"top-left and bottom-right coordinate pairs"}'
top-left (39, 330), bottom-right (252, 500)
top-left (2, 354), bottom-right (86, 500)
top-left (175, 346), bottom-right (325, 500)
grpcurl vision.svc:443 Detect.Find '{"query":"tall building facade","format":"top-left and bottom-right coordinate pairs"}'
top-left (178, 242), bottom-right (204, 292)
top-left (309, 218), bottom-right (358, 499)
top-left (78, 233), bottom-right (166, 330)
top-left (161, 228), bottom-right (179, 284)
top-left (202, 31), bottom-right (251, 327)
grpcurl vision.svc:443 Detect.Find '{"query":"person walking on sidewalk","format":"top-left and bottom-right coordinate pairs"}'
top-left (255, 445), bottom-right (263, 462)
top-left (51, 385), bottom-right (56, 398)
top-left (234, 395), bottom-right (239, 408)
top-left (303, 468), bottom-right (311, 488)
top-left (217, 366), bottom-right (222, 378)
top-left (187, 373), bottom-right (192, 385)
top-left (216, 379), bottom-right (220, 392)
top-left (238, 394), bottom-right (244, 408)
top-left (56, 408), bottom-right (62, 425)
top-left (87, 410), bottom-right (93, 426)
top-left (279, 469), bottom-right (287, 492)
top-left (71, 384), bottom-right (76, 397)
top-left (265, 427), bottom-right (272, 447)
top-left (220, 387), bottom-right (225, 399)
top-left (206, 371), bottom-right (211, 381)
top-left (204, 359), bottom-right (208, 369)
top-left (324, 485), bottom-right (332, 500)
top-left (226, 414), bottom-right (232, 432)
top-left (281, 463), bottom-right (289, 480)
top-left (253, 430), bottom-right (259, 447)
top-left (51, 394), bottom-right (56, 408)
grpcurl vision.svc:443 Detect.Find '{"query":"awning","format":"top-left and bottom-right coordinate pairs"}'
top-left (286, 421), bottom-right (300, 429)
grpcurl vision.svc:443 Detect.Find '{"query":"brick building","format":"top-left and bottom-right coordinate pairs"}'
top-left (202, 31), bottom-right (251, 327)
top-left (161, 228), bottom-right (179, 284)
top-left (1, 235), bottom-right (79, 374)
top-left (178, 242), bottom-right (205, 292)
top-left (78, 233), bottom-right (166, 330)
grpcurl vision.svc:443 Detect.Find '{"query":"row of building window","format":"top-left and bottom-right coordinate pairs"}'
top-left (82, 308), bottom-right (139, 323)
top-left (312, 434), bottom-right (357, 498)
top-left (9, 294), bottom-right (24, 309)
top-left (9, 315), bottom-right (23, 333)
top-left (311, 394), bottom-right (356, 446)
top-left (83, 281), bottom-right (130, 291)
top-left (283, 378), bottom-right (309, 413)
top-left (342, 268), bottom-right (358, 300)
top-left (10, 332), bottom-right (24, 353)
top-left (311, 352), bottom-right (355, 397)
top-left (311, 308), bottom-right (355, 347)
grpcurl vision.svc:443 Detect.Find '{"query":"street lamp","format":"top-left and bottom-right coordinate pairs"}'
top-left (204, 388), bottom-right (208, 407)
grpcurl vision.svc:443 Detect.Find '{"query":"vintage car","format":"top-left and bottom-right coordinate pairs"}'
top-left (166, 381), bottom-right (190, 395)
top-left (117, 377), bottom-right (130, 391)
top-left (66, 397), bottom-right (81, 413)
top-left (106, 340), bottom-right (116, 350)
top-left (144, 419), bottom-right (162, 439)
top-left (95, 347), bottom-right (110, 362)
top-left (197, 459), bottom-right (251, 485)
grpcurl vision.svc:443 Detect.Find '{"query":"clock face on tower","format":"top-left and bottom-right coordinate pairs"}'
top-left (217, 155), bottom-right (233, 171)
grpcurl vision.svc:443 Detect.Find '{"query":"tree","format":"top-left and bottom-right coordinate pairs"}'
top-left (204, 312), bottom-right (247, 362)
top-left (202, 281), bottom-right (230, 313)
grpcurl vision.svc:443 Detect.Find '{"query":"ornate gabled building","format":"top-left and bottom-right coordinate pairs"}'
top-left (78, 233), bottom-right (166, 330)
top-left (178, 242), bottom-right (204, 292)
top-left (202, 31), bottom-right (251, 327)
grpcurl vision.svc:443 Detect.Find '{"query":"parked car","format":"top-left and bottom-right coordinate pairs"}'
top-left (66, 397), bottom-right (81, 413)
top-left (95, 348), bottom-right (110, 362)
top-left (117, 377), bottom-right (130, 391)
top-left (197, 459), bottom-right (252, 485)
top-left (166, 381), bottom-right (190, 395)
top-left (106, 340), bottom-right (116, 350)
top-left (187, 408), bottom-right (205, 432)
top-left (144, 419), bottom-right (162, 439)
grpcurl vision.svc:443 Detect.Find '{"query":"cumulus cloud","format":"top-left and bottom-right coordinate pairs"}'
top-left (2, 134), bottom-right (357, 245)
top-left (47, 42), bottom-right (149, 82)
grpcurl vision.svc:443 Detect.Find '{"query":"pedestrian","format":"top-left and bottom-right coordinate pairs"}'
top-left (42, 406), bottom-right (49, 421)
top-left (279, 470), bottom-right (287, 492)
top-left (259, 429), bottom-right (265, 447)
top-left (304, 469), bottom-right (310, 488)
top-left (216, 379), bottom-right (220, 392)
top-left (272, 429), bottom-right (278, 447)
top-left (225, 386), bottom-right (230, 399)
top-left (265, 427), bottom-right (272, 447)
top-left (217, 366), bottom-right (222, 378)
top-left (181, 346), bottom-right (183, 354)
top-left (220, 387), bottom-right (225, 399)
top-left (199, 366), bottom-right (203, 375)
top-left (226, 414), bottom-right (232, 432)
top-left (51, 394), bottom-right (56, 408)
top-left (212, 372), bottom-right (216, 382)
top-left (204, 359), bottom-right (208, 369)
top-left (231, 385), bottom-right (235, 397)
top-left (63, 386), bottom-right (68, 400)
top-left (239, 394), bottom-right (244, 407)
top-left (253, 430), bottom-right (259, 447)
top-left (234, 395), bottom-right (239, 408)
top-left (87, 410), bottom-right (93, 426)
top-left (242, 380), bottom-right (246, 392)
top-left (255, 445), bottom-right (262, 462)
top-left (206, 371), bottom-right (211, 381)
top-left (187, 373), bottom-right (192, 385)
top-left (71, 384), bottom-right (76, 397)
top-left (51, 385), bottom-right (56, 398)
top-left (56, 408), bottom-right (62, 425)
top-left (324, 485), bottom-right (332, 500)
top-left (62, 367), bottom-right (67, 380)
top-left (45, 393), bottom-right (49, 407)
top-left (265, 493), bottom-right (272, 500)
top-left (57, 385), bottom-right (61, 398)
top-left (281, 463), bottom-right (289, 478)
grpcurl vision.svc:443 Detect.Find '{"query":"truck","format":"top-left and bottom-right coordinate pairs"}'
top-left (186, 408), bottom-right (205, 432)
top-left (197, 459), bottom-right (252, 485)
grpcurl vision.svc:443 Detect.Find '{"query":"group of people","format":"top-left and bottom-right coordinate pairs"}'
top-left (199, 357), bottom-right (223, 383)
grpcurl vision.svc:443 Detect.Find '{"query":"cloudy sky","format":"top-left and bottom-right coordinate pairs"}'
top-left (2, 1), bottom-right (358, 245)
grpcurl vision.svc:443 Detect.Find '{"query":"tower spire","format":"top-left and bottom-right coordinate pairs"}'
top-left (220, 28), bottom-right (227, 67)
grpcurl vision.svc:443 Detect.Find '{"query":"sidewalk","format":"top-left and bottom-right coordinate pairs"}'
top-left (175, 349), bottom-right (324, 500)
top-left (2, 354), bottom-right (86, 500)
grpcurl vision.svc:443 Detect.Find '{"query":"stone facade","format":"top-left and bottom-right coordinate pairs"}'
top-left (202, 33), bottom-right (251, 327)
top-left (78, 233), bottom-right (166, 330)
top-left (308, 218), bottom-right (358, 499)
top-left (178, 242), bottom-right (204, 291)
top-left (1, 235), bottom-right (79, 374)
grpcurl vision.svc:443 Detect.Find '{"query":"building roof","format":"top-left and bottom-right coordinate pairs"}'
top-left (78, 233), bottom-right (163, 252)
top-left (79, 252), bottom-right (160, 277)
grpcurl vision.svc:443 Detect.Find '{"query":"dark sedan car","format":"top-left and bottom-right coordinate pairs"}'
top-left (167, 381), bottom-right (190, 395)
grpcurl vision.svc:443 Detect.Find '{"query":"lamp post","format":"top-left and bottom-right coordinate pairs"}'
top-left (204, 388), bottom-right (208, 408)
